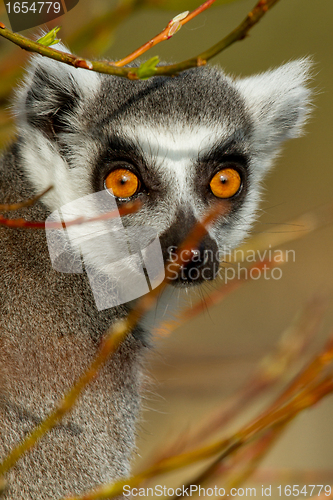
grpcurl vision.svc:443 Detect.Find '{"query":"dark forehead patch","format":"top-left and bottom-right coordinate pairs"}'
top-left (91, 66), bottom-right (251, 133)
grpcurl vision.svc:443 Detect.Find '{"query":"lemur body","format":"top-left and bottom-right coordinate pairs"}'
top-left (0, 49), bottom-right (311, 498)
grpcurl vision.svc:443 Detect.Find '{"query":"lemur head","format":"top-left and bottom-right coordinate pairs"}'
top-left (13, 50), bottom-right (312, 286)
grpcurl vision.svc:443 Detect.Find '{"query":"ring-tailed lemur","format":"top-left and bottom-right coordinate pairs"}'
top-left (0, 43), bottom-right (311, 498)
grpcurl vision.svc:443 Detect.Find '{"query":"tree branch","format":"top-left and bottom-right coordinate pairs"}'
top-left (0, 0), bottom-right (281, 79)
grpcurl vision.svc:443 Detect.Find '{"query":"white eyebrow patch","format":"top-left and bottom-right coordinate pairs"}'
top-left (124, 124), bottom-right (223, 160)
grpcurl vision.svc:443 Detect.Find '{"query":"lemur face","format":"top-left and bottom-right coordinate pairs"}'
top-left (14, 48), bottom-right (311, 286)
top-left (89, 124), bottom-right (250, 285)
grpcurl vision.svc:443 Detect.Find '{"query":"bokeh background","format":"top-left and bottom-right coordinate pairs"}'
top-left (1, 0), bottom-right (333, 496)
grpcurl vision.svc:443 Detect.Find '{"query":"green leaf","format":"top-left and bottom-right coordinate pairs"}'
top-left (37, 27), bottom-right (61, 47)
top-left (137, 56), bottom-right (160, 80)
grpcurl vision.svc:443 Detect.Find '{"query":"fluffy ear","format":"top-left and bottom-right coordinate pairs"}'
top-left (235, 59), bottom-right (313, 155)
top-left (14, 43), bottom-right (100, 138)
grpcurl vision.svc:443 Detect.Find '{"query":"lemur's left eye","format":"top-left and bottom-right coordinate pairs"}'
top-left (105, 168), bottom-right (140, 199)
top-left (210, 168), bottom-right (242, 199)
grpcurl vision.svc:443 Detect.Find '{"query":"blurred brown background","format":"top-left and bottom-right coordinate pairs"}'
top-left (1, 0), bottom-right (333, 495)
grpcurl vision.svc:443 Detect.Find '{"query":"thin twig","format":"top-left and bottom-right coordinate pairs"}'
top-left (0, 0), bottom-right (281, 79)
top-left (226, 424), bottom-right (287, 490)
top-left (152, 295), bottom-right (327, 462)
top-left (0, 0), bottom-right (142, 105)
top-left (169, 328), bottom-right (333, 500)
top-left (61, 373), bottom-right (333, 500)
top-left (174, 330), bottom-right (333, 499)
top-left (115, 0), bottom-right (217, 67)
top-left (0, 200), bottom-right (141, 229)
top-left (173, 423), bottom-right (287, 500)
top-left (0, 186), bottom-right (53, 211)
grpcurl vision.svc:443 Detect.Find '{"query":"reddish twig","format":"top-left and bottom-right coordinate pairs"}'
top-left (175, 423), bottom-right (287, 499)
top-left (152, 296), bottom-right (327, 461)
top-left (225, 424), bottom-right (287, 490)
top-left (0, 200), bottom-right (141, 229)
top-left (115, 0), bottom-right (217, 67)
top-left (168, 329), bottom-right (333, 500)
top-left (0, 186), bottom-right (53, 211)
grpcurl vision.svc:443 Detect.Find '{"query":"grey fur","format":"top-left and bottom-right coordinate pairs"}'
top-left (0, 50), bottom-right (312, 498)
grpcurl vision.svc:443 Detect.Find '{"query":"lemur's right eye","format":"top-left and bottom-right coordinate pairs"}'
top-left (105, 168), bottom-right (140, 199)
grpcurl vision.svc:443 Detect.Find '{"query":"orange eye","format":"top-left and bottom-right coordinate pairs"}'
top-left (210, 168), bottom-right (242, 199)
top-left (105, 168), bottom-right (140, 199)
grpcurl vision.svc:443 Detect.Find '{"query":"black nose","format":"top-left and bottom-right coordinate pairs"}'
top-left (185, 243), bottom-right (208, 269)
top-left (160, 208), bottom-right (220, 286)
top-left (167, 243), bottom-right (208, 268)
top-left (165, 237), bottom-right (219, 285)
